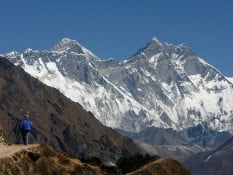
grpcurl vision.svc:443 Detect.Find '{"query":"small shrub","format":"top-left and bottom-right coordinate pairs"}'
top-left (117, 154), bottom-right (159, 174)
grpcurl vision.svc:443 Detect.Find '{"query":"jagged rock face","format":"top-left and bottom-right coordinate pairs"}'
top-left (0, 57), bottom-right (141, 162)
top-left (4, 38), bottom-right (233, 133)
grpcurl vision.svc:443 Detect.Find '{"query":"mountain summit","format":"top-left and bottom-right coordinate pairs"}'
top-left (51, 38), bottom-right (97, 58)
top-left (4, 38), bottom-right (233, 134)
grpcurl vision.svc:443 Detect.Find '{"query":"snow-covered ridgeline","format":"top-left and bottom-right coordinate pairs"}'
top-left (227, 77), bottom-right (233, 84)
top-left (4, 38), bottom-right (233, 133)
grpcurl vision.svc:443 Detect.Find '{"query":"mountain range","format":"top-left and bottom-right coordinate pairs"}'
top-left (3, 37), bottom-right (233, 135)
top-left (117, 123), bottom-right (231, 162)
top-left (1, 37), bottom-right (233, 174)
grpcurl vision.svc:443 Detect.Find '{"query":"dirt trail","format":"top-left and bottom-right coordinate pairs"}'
top-left (0, 144), bottom-right (39, 158)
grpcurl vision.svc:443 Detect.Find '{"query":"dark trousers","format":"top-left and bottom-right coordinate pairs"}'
top-left (21, 130), bottom-right (29, 145)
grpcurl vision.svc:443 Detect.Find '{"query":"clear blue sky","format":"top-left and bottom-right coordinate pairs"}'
top-left (1, 0), bottom-right (233, 76)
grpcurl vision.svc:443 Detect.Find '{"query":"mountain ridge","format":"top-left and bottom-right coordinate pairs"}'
top-left (116, 125), bottom-right (232, 162)
top-left (50, 38), bottom-right (97, 59)
top-left (0, 56), bottom-right (141, 162)
top-left (184, 135), bottom-right (233, 175)
top-left (227, 77), bottom-right (233, 84)
top-left (4, 37), bottom-right (233, 134)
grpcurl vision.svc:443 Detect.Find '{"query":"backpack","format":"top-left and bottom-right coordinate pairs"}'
top-left (21, 119), bottom-right (32, 131)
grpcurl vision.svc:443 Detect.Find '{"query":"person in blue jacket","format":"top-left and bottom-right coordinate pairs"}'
top-left (19, 111), bottom-right (32, 145)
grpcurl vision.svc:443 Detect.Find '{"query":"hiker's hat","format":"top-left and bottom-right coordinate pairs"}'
top-left (24, 111), bottom-right (29, 119)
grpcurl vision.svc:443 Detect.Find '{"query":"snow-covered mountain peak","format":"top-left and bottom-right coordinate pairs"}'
top-left (51, 38), bottom-right (82, 52)
top-left (51, 38), bottom-right (96, 58)
top-left (4, 37), bottom-right (233, 134)
top-left (123, 38), bottom-right (195, 67)
top-left (5, 51), bottom-right (19, 57)
top-left (151, 37), bottom-right (161, 44)
top-left (128, 38), bottom-right (164, 60)
top-left (60, 37), bottom-right (76, 43)
top-left (25, 48), bottom-right (35, 54)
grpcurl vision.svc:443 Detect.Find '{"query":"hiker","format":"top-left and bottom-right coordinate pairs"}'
top-left (19, 111), bottom-right (32, 145)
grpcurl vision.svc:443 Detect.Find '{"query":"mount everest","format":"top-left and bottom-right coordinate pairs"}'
top-left (3, 37), bottom-right (233, 133)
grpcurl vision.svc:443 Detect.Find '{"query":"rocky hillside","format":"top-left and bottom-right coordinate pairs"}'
top-left (127, 158), bottom-right (194, 175)
top-left (0, 143), bottom-right (107, 175)
top-left (184, 136), bottom-right (233, 175)
top-left (0, 56), bottom-right (141, 163)
top-left (0, 133), bottom-right (194, 175)
top-left (0, 126), bottom-right (111, 175)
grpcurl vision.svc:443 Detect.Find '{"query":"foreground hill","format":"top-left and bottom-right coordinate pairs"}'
top-left (0, 127), bottom-right (194, 175)
top-left (0, 56), bottom-right (140, 162)
top-left (126, 158), bottom-right (194, 175)
top-left (184, 136), bottom-right (233, 175)
top-left (0, 144), bottom-right (106, 174)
